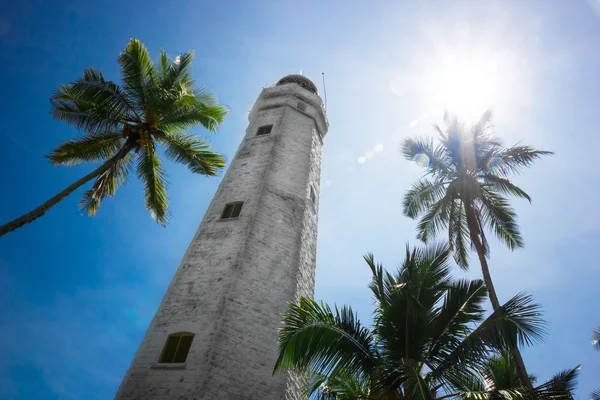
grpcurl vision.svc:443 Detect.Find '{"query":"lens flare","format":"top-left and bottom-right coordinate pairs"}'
top-left (413, 153), bottom-right (431, 168)
top-left (486, 155), bottom-right (504, 172)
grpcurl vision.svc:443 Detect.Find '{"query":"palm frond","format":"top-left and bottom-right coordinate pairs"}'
top-left (309, 370), bottom-right (371, 400)
top-left (448, 199), bottom-right (470, 269)
top-left (158, 101), bottom-right (229, 133)
top-left (157, 50), bottom-right (194, 90)
top-left (591, 388), bottom-right (600, 400)
top-left (79, 152), bottom-right (134, 215)
top-left (593, 325), bottom-right (600, 351)
top-left (162, 132), bottom-right (225, 176)
top-left (433, 293), bottom-right (545, 381)
top-left (478, 189), bottom-right (524, 250)
top-left (483, 145), bottom-right (553, 178)
top-left (428, 279), bottom-right (487, 359)
top-left (136, 147), bottom-right (169, 225)
top-left (534, 365), bottom-right (580, 400)
top-left (274, 297), bottom-right (376, 380)
top-left (118, 38), bottom-right (155, 110)
top-left (50, 73), bottom-right (133, 135)
top-left (403, 178), bottom-right (450, 219)
top-left (480, 174), bottom-right (532, 203)
top-left (402, 136), bottom-right (453, 178)
top-left (416, 192), bottom-right (453, 243)
top-left (46, 132), bottom-right (124, 165)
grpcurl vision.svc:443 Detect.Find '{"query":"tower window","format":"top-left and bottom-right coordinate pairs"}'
top-left (256, 125), bottom-right (273, 136)
top-left (297, 102), bottom-right (307, 112)
top-left (221, 202), bottom-right (244, 219)
top-left (310, 186), bottom-right (316, 205)
top-left (159, 332), bottom-right (194, 363)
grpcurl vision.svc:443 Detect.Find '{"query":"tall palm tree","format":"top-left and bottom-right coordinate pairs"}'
top-left (401, 111), bottom-right (552, 387)
top-left (0, 39), bottom-right (228, 237)
top-left (274, 243), bottom-right (571, 399)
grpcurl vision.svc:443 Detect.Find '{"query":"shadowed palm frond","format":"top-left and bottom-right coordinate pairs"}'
top-left (274, 297), bottom-right (376, 381)
top-left (480, 174), bottom-right (532, 203)
top-left (591, 389), bottom-right (600, 400)
top-left (402, 136), bottom-right (453, 178)
top-left (79, 153), bottom-right (134, 215)
top-left (136, 147), bottom-right (169, 225)
top-left (534, 365), bottom-right (580, 400)
top-left (593, 325), bottom-right (600, 351)
top-left (479, 189), bottom-right (524, 250)
top-left (162, 132), bottom-right (225, 176)
top-left (428, 279), bottom-right (487, 359)
top-left (448, 199), bottom-right (470, 269)
top-left (46, 133), bottom-right (124, 166)
top-left (483, 146), bottom-right (554, 178)
top-left (433, 293), bottom-right (545, 382)
top-left (416, 193), bottom-right (453, 243)
top-left (404, 178), bottom-right (450, 219)
top-left (308, 370), bottom-right (372, 400)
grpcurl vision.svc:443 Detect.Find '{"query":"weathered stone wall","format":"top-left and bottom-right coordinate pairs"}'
top-left (115, 82), bottom-right (327, 400)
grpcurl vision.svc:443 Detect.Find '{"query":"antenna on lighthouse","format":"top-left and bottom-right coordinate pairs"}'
top-left (322, 72), bottom-right (328, 111)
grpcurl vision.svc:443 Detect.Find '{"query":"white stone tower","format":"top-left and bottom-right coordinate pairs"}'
top-left (115, 75), bottom-right (328, 400)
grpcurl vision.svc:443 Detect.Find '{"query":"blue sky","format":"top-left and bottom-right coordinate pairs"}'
top-left (1, 0), bottom-right (599, 398)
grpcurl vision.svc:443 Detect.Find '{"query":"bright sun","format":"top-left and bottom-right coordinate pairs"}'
top-left (406, 44), bottom-right (517, 122)
top-left (435, 53), bottom-right (500, 120)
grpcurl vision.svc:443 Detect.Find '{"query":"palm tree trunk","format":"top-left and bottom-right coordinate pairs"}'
top-left (0, 144), bottom-right (133, 238)
top-left (463, 200), bottom-right (533, 390)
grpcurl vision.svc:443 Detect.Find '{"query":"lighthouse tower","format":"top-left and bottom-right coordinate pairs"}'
top-left (115, 75), bottom-right (328, 400)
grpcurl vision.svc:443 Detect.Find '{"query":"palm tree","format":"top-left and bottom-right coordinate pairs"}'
top-left (591, 325), bottom-right (600, 400)
top-left (401, 111), bottom-right (552, 387)
top-left (274, 243), bottom-right (572, 399)
top-left (0, 38), bottom-right (228, 237)
top-left (455, 350), bottom-right (580, 399)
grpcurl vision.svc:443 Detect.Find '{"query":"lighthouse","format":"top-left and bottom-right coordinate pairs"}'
top-left (116, 74), bottom-right (328, 399)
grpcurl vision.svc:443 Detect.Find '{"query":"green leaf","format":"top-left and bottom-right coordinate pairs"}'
top-left (46, 132), bottom-right (124, 166)
top-left (136, 147), bottom-right (169, 225)
top-left (162, 132), bottom-right (225, 176)
top-left (118, 38), bottom-right (155, 110)
top-left (79, 152), bottom-right (134, 215)
top-left (50, 70), bottom-right (135, 135)
top-left (158, 101), bottom-right (229, 133)
top-left (274, 297), bottom-right (376, 379)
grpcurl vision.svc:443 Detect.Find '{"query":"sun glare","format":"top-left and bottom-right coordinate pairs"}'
top-left (435, 53), bottom-right (500, 120)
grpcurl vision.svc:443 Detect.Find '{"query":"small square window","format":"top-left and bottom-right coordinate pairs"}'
top-left (297, 102), bottom-right (307, 112)
top-left (310, 186), bottom-right (316, 205)
top-left (256, 125), bottom-right (273, 136)
top-left (159, 332), bottom-right (194, 364)
top-left (221, 202), bottom-right (244, 219)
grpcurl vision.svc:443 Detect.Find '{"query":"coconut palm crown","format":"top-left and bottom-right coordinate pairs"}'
top-left (0, 38), bottom-right (228, 237)
top-left (274, 243), bottom-right (576, 399)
